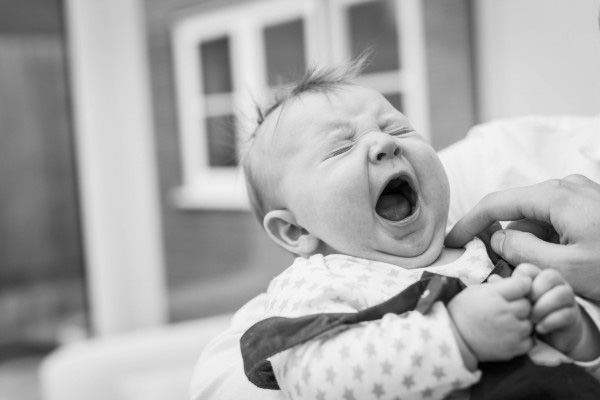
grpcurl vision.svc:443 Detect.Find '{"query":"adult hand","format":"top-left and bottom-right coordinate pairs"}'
top-left (445, 175), bottom-right (600, 300)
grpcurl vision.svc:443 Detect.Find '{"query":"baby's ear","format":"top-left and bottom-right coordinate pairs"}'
top-left (263, 210), bottom-right (320, 256)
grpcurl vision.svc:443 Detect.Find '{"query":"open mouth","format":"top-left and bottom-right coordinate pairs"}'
top-left (375, 175), bottom-right (418, 222)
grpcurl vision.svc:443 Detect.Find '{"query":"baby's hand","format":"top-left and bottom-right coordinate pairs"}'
top-left (448, 277), bottom-right (533, 363)
top-left (514, 263), bottom-right (587, 356)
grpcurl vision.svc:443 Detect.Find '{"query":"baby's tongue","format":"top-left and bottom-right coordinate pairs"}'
top-left (375, 194), bottom-right (411, 221)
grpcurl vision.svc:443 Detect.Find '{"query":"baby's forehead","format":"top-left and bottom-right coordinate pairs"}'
top-left (253, 85), bottom-right (407, 153)
top-left (278, 87), bottom-right (394, 130)
top-left (291, 85), bottom-right (387, 115)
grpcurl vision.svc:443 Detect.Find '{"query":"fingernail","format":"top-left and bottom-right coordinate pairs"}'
top-left (491, 230), bottom-right (505, 253)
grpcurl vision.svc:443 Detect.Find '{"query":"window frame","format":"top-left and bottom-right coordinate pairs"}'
top-left (328, 0), bottom-right (430, 140)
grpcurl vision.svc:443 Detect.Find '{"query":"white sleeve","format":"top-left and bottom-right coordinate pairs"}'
top-left (439, 116), bottom-right (600, 230)
top-left (270, 302), bottom-right (480, 400)
top-left (190, 294), bottom-right (284, 400)
top-left (531, 297), bottom-right (600, 380)
top-left (573, 298), bottom-right (600, 380)
top-left (438, 125), bottom-right (494, 229)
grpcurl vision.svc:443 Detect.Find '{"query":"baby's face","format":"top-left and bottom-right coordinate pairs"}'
top-left (261, 85), bottom-right (450, 268)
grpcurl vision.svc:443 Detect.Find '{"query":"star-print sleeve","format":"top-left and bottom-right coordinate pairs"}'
top-left (270, 303), bottom-right (480, 400)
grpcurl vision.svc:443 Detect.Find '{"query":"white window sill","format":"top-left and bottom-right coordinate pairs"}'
top-left (171, 172), bottom-right (250, 210)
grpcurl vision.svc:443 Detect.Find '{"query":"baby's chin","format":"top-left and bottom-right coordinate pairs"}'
top-left (320, 237), bottom-right (446, 269)
top-left (372, 227), bottom-right (447, 269)
top-left (312, 219), bottom-right (450, 268)
top-left (367, 244), bottom-right (445, 269)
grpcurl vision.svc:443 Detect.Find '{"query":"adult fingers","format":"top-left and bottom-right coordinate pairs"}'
top-left (445, 182), bottom-right (556, 248)
top-left (490, 229), bottom-right (579, 273)
top-left (489, 276), bottom-right (531, 301)
top-left (476, 221), bottom-right (503, 247)
top-left (505, 219), bottom-right (558, 243)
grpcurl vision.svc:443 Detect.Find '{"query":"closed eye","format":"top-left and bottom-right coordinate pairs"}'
top-left (325, 144), bottom-right (353, 159)
top-left (389, 128), bottom-right (414, 136)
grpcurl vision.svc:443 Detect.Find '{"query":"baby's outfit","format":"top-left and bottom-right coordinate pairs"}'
top-left (246, 238), bottom-right (600, 400)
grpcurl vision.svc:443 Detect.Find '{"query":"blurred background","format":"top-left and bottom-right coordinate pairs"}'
top-left (1, 0), bottom-right (599, 399)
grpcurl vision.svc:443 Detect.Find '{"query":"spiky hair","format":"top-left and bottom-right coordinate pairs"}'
top-left (243, 54), bottom-right (370, 224)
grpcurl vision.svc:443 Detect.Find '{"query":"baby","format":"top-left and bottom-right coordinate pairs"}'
top-left (241, 60), bottom-right (600, 400)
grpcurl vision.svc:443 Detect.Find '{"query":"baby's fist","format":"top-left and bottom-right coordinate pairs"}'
top-left (448, 277), bottom-right (533, 362)
top-left (512, 263), bottom-right (541, 281)
top-left (529, 268), bottom-right (581, 354)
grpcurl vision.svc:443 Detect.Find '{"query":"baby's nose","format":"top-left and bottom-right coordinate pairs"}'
top-left (368, 135), bottom-right (401, 163)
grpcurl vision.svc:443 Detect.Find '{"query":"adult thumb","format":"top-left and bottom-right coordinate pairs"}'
top-left (491, 229), bottom-right (570, 270)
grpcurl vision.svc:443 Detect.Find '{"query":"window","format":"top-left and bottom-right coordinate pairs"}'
top-left (199, 37), bottom-right (237, 168)
top-left (264, 19), bottom-right (307, 86)
top-left (329, 0), bottom-right (429, 140)
top-left (171, 0), bottom-right (428, 209)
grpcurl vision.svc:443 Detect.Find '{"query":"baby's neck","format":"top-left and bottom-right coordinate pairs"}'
top-left (428, 246), bottom-right (466, 267)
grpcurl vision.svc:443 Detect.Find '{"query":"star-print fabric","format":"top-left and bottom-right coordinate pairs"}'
top-left (264, 238), bottom-right (600, 400)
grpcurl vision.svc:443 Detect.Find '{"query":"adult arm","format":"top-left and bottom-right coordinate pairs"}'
top-left (445, 175), bottom-right (600, 300)
top-left (190, 294), bottom-right (284, 400)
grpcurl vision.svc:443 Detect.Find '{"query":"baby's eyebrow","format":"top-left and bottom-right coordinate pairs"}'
top-left (321, 121), bottom-right (355, 141)
top-left (380, 115), bottom-right (413, 131)
top-left (328, 120), bottom-right (353, 132)
top-left (379, 114), bottom-right (406, 125)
